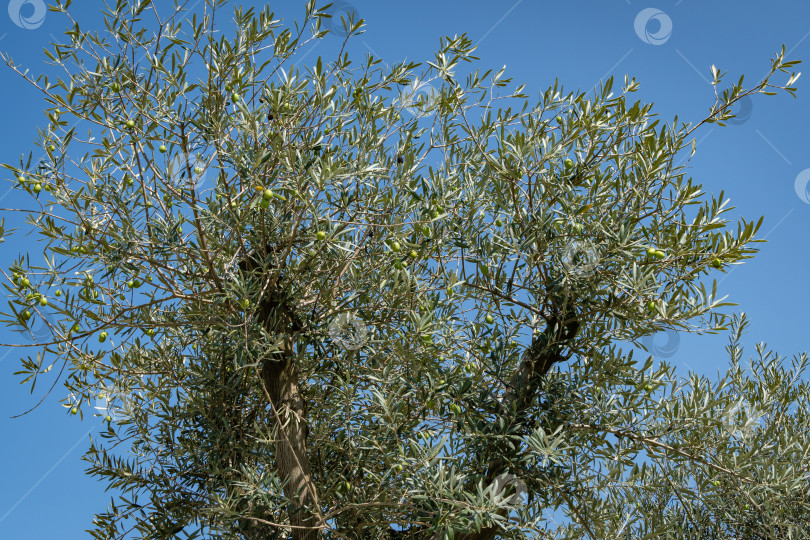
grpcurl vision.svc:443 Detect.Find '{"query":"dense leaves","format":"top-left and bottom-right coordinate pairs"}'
top-left (1, 1), bottom-right (807, 538)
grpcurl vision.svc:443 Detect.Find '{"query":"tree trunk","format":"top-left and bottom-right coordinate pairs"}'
top-left (454, 310), bottom-right (579, 540)
top-left (238, 245), bottom-right (323, 538)
top-left (262, 340), bottom-right (322, 539)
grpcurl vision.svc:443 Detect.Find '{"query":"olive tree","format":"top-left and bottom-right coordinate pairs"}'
top-left (601, 312), bottom-right (810, 540)
top-left (2, 1), bottom-right (808, 538)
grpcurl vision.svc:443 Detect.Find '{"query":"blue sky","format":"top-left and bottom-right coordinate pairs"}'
top-left (1, 0), bottom-right (809, 537)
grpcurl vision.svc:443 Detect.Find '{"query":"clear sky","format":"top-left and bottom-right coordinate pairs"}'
top-left (1, 0), bottom-right (809, 537)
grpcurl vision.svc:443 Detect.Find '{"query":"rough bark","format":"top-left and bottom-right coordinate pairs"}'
top-left (238, 242), bottom-right (577, 539)
top-left (239, 244), bottom-right (323, 539)
top-left (454, 308), bottom-right (579, 540)
top-left (262, 342), bottom-right (322, 540)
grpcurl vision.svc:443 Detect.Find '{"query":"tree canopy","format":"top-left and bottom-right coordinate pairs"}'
top-left (1, 1), bottom-right (808, 539)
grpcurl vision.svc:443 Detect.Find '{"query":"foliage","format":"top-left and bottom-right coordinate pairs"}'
top-left (1, 1), bottom-right (807, 538)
